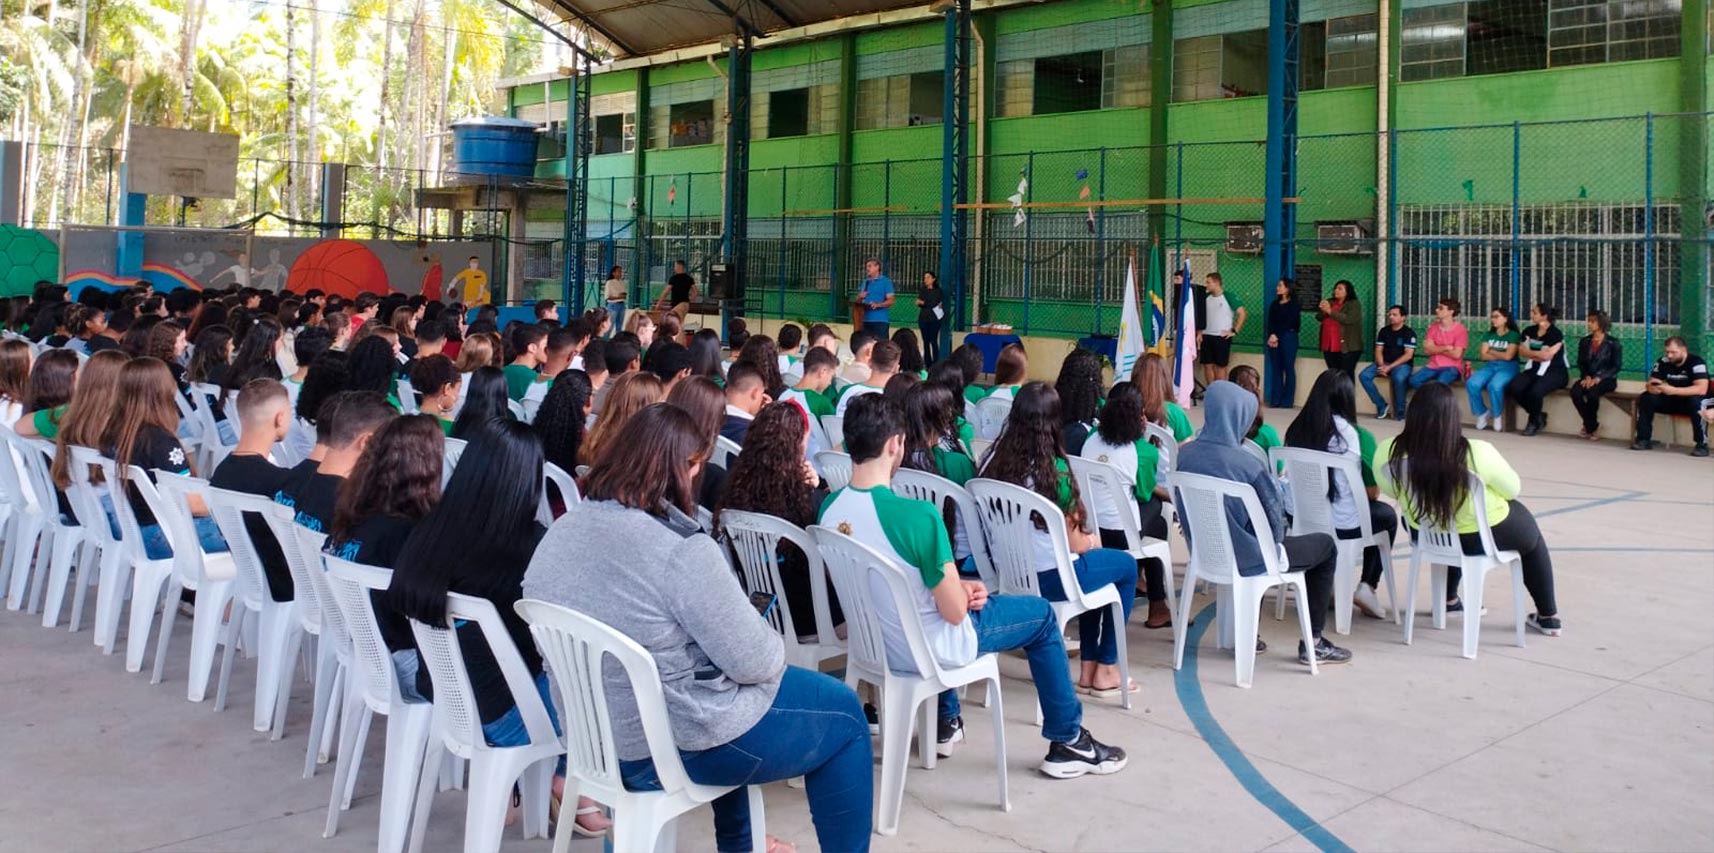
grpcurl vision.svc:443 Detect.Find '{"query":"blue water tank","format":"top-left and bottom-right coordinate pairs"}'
top-left (450, 117), bottom-right (542, 180)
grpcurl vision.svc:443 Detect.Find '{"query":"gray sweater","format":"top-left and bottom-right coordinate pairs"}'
top-left (522, 499), bottom-right (784, 760)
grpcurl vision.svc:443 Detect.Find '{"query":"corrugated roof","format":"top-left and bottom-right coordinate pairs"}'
top-left (536, 0), bottom-right (936, 58)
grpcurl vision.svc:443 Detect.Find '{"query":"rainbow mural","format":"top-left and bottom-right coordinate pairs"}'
top-left (65, 264), bottom-right (204, 299)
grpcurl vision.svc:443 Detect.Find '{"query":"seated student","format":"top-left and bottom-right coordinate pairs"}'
top-left (778, 347), bottom-right (838, 458)
top-left (649, 342), bottom-right (693, 392)
top-left (345, 335), bottom-right (402, 411)
top-left (645, 313), bottom-right (684, 372)
top-left (720, 361), bottom-right (770, 446)
top-left (986, 344), bottom-right (1029, 403)
top-left (591, 339), bottom-right (640, 417)
top-left (451, 366), bottom-right (511, 441)
top-left (1406, 297), bottom-right (1468, 393)
top-left (1131, 352), bottom-right (1195, 442)
top-left (1568, 310), bottom-right (1622, 441)
top-left (275, 391), bottom-right (396, 535)
top-left (187, 325), bottom-right (234, 389)
top-left (715, 401), bottom-right (842, 632)
top-left (211, 379), bottom-right (298, 601)
top-left (807, 324), bottom-right (839, 358)
top-left (687, 329), bottom-right (724, 383)
top-left (1630, 335), bottom-right (1709, 457)
top-left (533, 299), bottom-right (559, 326)
top-left (1227, 365), bottom-right (1282, 454)
top-left (623, 311), bottom-right (656, 352)
top-left (582, 370), bottom-right (664, 466)
top-left (951, 343), bottom-right (986, 405)
top-left (578, 338), bottom-right (608, 397)
top-left (527, 404), bottom-right (867, 852)
top-left (0, 339), bottom-right (34, 426)
top-left (532, 369), bottom-right (593, 483)
top-left (902, 382), bottom-right (976, 486)
top-left (836, 340), bottom-right (900, 416)
top-left (978, 382), bottom-right (1140, 696)
top-left (503, 325), bottom-right (548, 402)
top-left (408, 354), bottom-right (461, 435)
top-left (667, 376), bottom-right (732, 511)
top-left (410, 318), bottom-right (448, 364)
top-left (777, 323), bottom-right (804, 372)
top-left (453, 330), bottom-right (499, 375)
top-left (1055, 348), bottom-right (1103, 456)
top-left (91, 308), bottom-right (129, 353)
top-left (1079, 383), bottom-right (1174, 630)
top-left (927, 360), bottom-right (978, 450)
top-left (881, 372), bottom-right (919, 404)
top-left (1378, 383), bottom-right (1563, 634)
top-left (98, 358), bottom-right (228, 560)
top-left (838, 330), bottom-right (878, 387)
top-left (520, 326), bottom-right (583, 421)
top-left (1286, 370), bottom-right (1400, 621)
top-left (826, 394), bottom-right (1128, 775)
top-left (1178, 381), bottom-right (1352, 664)
top-left (891, 329), bottom-right (926, 380)
top-left (12, 348), bottom-right (73, 434)
top-left (21, 349), bottom-right (114, 440)
top-left (284, 326), bottom-right (335, 410)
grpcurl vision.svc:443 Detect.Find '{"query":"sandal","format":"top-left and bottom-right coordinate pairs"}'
top-left (550, 794), bottom-right (613, 838)
top-left (1081, 678), bottom-right (1141, 699)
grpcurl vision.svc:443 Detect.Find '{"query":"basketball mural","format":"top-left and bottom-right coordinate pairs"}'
top-left (0, 225), bottom-right (61, 298)
top-left (286, 239), bottom-right (390, 298)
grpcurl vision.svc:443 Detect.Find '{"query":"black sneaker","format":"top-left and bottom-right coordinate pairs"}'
top-left (1630, 440), bottom-right (1655, 451)
top-left (864, 703), bottom-right (880, 736)
top-left (1040, 728), bottom-right (1128, 779)
top-left (1256, 636), bottom-right (1267, 654)
top-left (1298, 637), bottom-right (1353, 665)
top-left (1527, 613), bottom-right (1563, 636)
top-left (936, 715), bottom-right (965, 758)
top-left (1692, 445), bottom-right (1709, 458)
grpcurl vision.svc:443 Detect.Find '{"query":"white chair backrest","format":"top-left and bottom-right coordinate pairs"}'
top-left (189, 382), bottom-right (226, 439)
top-left (1171, 471), bottom-right (1289, 584)
top-left (64, 446), bottom-right (120, 550)
top-left (1145, 422), bottom-right (1179, 472)
top-left (0, 426), bottom-right (39, 513)
top-left (966, 478), bottom-right (1078, 602)
top-left (411, 592), bottom-right (558, 759)
top-left (324, 557), bottom-right (416, 715)
top-left (810, 524), bottom-right (948, 680)
top-left (173, 391), bottom-right (203, 442)
top-left (720, 510), bottom-right (841, 646)
top-left (1269, 446), bottom-right (1341, 537)
top-left (973, 396), bottom-right (1012, 441)
top-left (515, 599), bottom-right (695, 802)
top-left (538, 461), bottom-right (580, 527)
top-left (395, 378), bottom-right (418, 414)
top-left (892, 466), bottom-right (996, 588)
top-left (442, 436), bottom-right (468, 489)
top-left (293, 525), bottom-right (346, 654)
top-left (967, 437), bottom-right (993, 463)
top-left (152, 471), bottom-right (219, 586)
top-left (1242, 439), bottom-right (1269, 467)
top-left (17, 437), bottom-right (63, 520)
top-left (819, 414), bottom-right (844, 451)
top-left (506, 399), bottom-right (527, 422)
top-left (1396, 465), bottom-right (1500, 564)
top-left (204, 486), bottom-right (291, 609)
top-left (713, 435), bottom-right (743, 469)
top-left (260, 509), bottom-right (326, 631)
top-left (815, 450), bottom-right (852, 491)
top-left (1067, 455), bottom-right (1143, 548)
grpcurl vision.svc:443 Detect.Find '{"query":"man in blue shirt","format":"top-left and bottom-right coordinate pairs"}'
top-left (858, 258), bottom-right (895, 340)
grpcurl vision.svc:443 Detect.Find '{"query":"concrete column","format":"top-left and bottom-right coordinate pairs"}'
top-left (1679, 0), bottom-right (1708, 349)
top-left (0, 141), bottom-right (23, 226)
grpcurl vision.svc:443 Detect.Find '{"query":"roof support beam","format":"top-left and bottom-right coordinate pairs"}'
top-left (492, 0), bottom-right (634, 59)
top-left (720, 33), bottom-right (754, 340)
top-left (702, 0), bottom-right (765, 40)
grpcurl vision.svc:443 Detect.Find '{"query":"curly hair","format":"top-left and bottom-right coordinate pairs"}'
top-left (736, 334), bottom-right (785, 399)
top-left (716, 401), bottom-right (814, 530)
top-left (533, 369), bottom-right (594, 473)
top-left (345, 335), bottom-right (398, 396)
top-left (332, 414), bottom-right (443, 541)
top-left (979, 381), bottom-right (1084, 525)
top-left (1055, 347), bottom-right (1103, 425)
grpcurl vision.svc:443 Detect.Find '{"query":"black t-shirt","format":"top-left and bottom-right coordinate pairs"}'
top-left (109, 426), bottom-right (191, 528)
top-left (1375, 324), bottom-right (1419, 365)
top-left (668, 272), bottom-right (696, 306)
top-left (1063, 420), bottom-right (1096, 457)
top-left (276, 459), bottom-right (343, 535)
top-left (328, 513), bottom-right (418, 653)
top-left (210, 453), bottom-right (295, 602)
top-left (1651, 354), bottom-right (1710, 390)
top-left (918, 287), bottom-right (944, 325)
top-left (1522, 325), bottom-right (1568, 373)
top-left (412, 524), bottom-right (547, 723)
top-left (85, 335), bottom-right (120, 353)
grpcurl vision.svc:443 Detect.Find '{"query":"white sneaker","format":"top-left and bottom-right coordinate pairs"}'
top-left (1491, 418), bottom-right (1505, 432)
top-left (1352, 583), bottom-right (1387, 620)
top-left (1475, 413), bottom-right (1491, 431)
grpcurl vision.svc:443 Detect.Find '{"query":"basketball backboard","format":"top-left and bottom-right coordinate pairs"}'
top-left (125, 125), bottom-right (240, 199)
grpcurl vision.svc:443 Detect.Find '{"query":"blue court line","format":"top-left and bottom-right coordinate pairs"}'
top-left (1173, 603), bottom-right (1356, 853)
top-left (1533, 490), bottom-right (1646, 518)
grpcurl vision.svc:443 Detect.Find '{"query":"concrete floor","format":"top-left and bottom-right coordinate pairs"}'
top-left (3, 411), bottom-right (1712, 853)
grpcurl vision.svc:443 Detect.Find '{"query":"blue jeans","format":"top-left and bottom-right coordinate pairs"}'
top-left (481, 671), bottom-right (567, 775)
top-left (1036, 548), bottom-right (1136, 666)
top-left (605, 301), bottom-right (625, 336)
top-left (101, 495), bottom-right (229, 560)
top-left (1408, 365), bottom-right (1462, 390)
top-left (937, 594), bottom-right (1084, 744)
top-left (1467, 361), bottom-right (1519, 416)
top-left (1359, 363), bottom-right (1412, 418)
top-left (1264, 332), bottom-right (1298, 407)
top-left (619, 666), bottom-right (872, 852)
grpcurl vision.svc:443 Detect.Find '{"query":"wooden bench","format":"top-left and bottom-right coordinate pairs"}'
top-left (1501, 387), bottom-right (1699, 446)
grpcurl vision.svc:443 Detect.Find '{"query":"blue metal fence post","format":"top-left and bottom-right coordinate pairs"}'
top-left (1645, 113), bottom-right (1656, 361)
top-left (1023, 150), bottom-right (1035, 334)
top-left (1510, 121), bottom-right (1521, 312)
top-left (1263, 0), bottom-right (1301, 304)
top-left (1095, 146), bottom-right (1107, 335)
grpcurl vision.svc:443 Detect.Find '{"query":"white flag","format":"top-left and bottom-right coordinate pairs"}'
top-left (1116, 257), bottom-right (1145, 379)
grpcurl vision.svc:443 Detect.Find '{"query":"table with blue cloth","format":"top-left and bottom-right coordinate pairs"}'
top-left (468, 305), bottom-right (541, 327)
top-left (1077, 335), bottom-right (1118, 363)
top-left (963, 333), bottom-right (1023, 373)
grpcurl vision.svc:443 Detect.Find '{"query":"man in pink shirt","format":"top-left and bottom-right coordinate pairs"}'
top-left (1407, 296), bottom-right (1469, 394)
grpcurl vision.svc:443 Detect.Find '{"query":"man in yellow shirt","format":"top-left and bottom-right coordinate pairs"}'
top-left (449, 256), bottom-right (489, 305)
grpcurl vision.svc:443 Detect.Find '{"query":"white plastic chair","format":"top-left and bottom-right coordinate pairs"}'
top-left (323, 557), bottom-right (437, 853)
top-left (819, 414), bottom-right (844, 451)
top-left (189, 382), bottom-right (229, 468)
top-left (264, 515), bottom-right (343, 769)
top-left (1398, 470), bottom-right (1526, 659)
top-left (18, 437), bottom-right (96, 627)
top-left (893, 466), bottom-right (998, 590)
top-left (1170, 471), bottom-right (1318, 688)
top-left (1242, 439), bottom-right (1269, 467)
top-left (173, 390), bottom-right (210, 470)
top-left (442, 437), bottom-right (468, 490)
top-left (713, 435), bottom-right (743, 469)
top-left (966, 478), bottom-right (1132, 709)
top-left (0, 426), bottom-right (48, 610)
top-left (1067, 455), bottom-right (1176, 607)
top-left (516, 598), bottom-right (769, 853)
top-left (973, 396), bottom-right (1012, 441)
top-left (104, 464), bottom-right (187, 675)
top-left (537, 461), bottom-right (580, 527)
top-left (1270, 446), bottom-right (1398, 634)
top-left (147, 471), bottom-right (237, 701)
top-left (59, 445), bottom-right (123, 637)
top-left (205, 486), bottom-right (304, 734)
top-left (1145, 423), bottom-right (1179, 473)
top-left (967, 437), bottom-right (993, 462)
top-left (396, 378), bottom-right (419, 414)
top-left (507, 398), bottom-right (528, 422)
top-left (809, 525), bottom-right (1009, 836)
top-left (815, 450), bottom-right (852, 491)
top-left (720, 510), bottom-right (844, 669)
top-left (407, 592), bottom-right (563, 853)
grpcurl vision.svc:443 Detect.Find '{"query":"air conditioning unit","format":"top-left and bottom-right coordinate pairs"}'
top-left (1225, 221), bottom-right (1264, 254)
top-left (1316, 220), bottom-right (1374, 255)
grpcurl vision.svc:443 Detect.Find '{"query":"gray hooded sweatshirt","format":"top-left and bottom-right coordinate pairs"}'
top-left (1175, 381), bottom-right (1287, 577)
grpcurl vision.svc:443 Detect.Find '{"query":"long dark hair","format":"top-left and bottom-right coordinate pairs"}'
top-left (222, 316), bottom-right (284, 399)
top-left (26, 348), bottom-right (78, 411)
top-left (1055, 348), bottom-right (1103, 426)
top-left (582, 403), bottom-right (706, 517)
top-left (186, 325), bottom-right (233, 385)
top-left (736, 334), bottom-right (785, 399)
top-left (927, 359), bottom-right (967, 404)
top-left (981, 381), bottom-right (1082, 522)
top-left (891, 328), bottom-right (924, 375)
top-left (533, 369), bottom-right (593, 473)
top-left (297, 351), bottom-right (349, 424)
top-left (1286, 369), bottom-right (1358, 454)
top-left (902, 381), bottom-right (960, 472)
top-left (386, 418), bottom-right (543, 625)
top-left (332, 414), bottom-right (443, 542)
top-left (687, 329), bottom-right (723, 380)
top-left (1095, 382), bottom-right (1146, 446)
top-left (1385, 383), bottom-right (1470, 529)
top-left (451, 366), bottom-right (510, 440)
top-left (716, 402), bottom-right (815, 529)
top-left (345, 335), bottom-right (397, 396)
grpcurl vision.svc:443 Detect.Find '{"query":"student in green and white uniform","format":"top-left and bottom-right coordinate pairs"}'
top-left (1131, 352), bottom-right (1196, 442)
top-left (1466, 306), bottom-right (1522, 432)
top-left (779, 346), bottom-right (840, 458)
top-left (900, 382), bottom-right (981, 574)
top-left (821, 392), bottom-right (1129, 777)
top-left (408, 354), bottom-right (461, 437)
top-left (1078, 383), bottom-right (1175, 629)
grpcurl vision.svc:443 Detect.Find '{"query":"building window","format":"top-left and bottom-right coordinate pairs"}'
top-left (593, 112), bottom-right (634, 155)
top-left (1467, 0), bottom-right (1547, 75)
top-left (1548, 0), bottom-right (1609, 65)
top-left (996, 60), bottom-right (1033, 117)
top-left (768, 88), bottom-right (810, 138)
top-left (1172, 35), bottom-right (1223, 101)
top-left (1172, 30), bottom-right (1268, 102)
top-left (1402, 3), bottom-right (1468, 81)
top-left (1300, 22), bottom-right (1328, 91)
top-left (1101, 45), bottom-right (1150, 109)
top-left (1325, 14), bottom-right (1379, 88)
top-left (1605, 0), bottom-right (1681, 62)
top-left (855, 72), bottom-right (942, 130)
top-left (908, 71), bottom-right (944, 125)
top-left (1030, 51), bottom-right (1104, 115)
top-left (649, 100), bottom-right (719, 149)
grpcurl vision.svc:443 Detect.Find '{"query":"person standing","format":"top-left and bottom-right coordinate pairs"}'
top-left (1407, 297), bottom-right (1468, 393)
top-left (1357, 305), bottom-right (1417, 420)
top-left (1568, 310), bottom-right (1622, 441)
top-left (857, 258), bottom-right (895, 341)
top-left (654, 260), bottom-right (699, 320)
top-left (1198, 272), bottom-right (1245, 386)
top-left (916, 271), bottom-right (944, 363)
top-left (1315, 280), bottom-right (1363, 379)
top-left (1630, 335), bottom-right (1710, 456)
top-left (1506, 303), bottom-right (1569, 436)
top-left (602, 266), bottom-right (627, 335)
top-left (1263, 278), bottom-right (1300, 407)
top-left (1466, 307), bottom-right (1521, 432)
